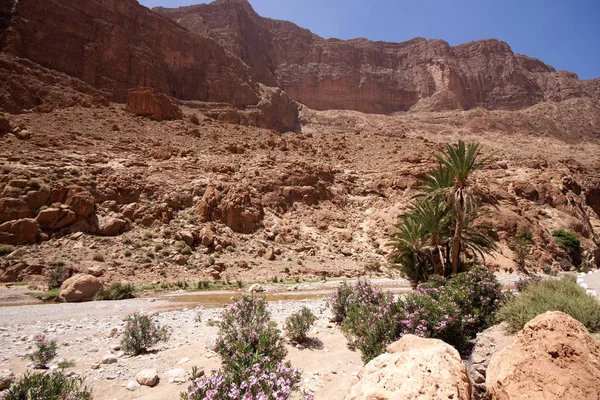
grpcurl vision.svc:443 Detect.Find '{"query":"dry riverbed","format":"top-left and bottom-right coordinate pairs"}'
top-left (0, 275), bottom-right (521, 399)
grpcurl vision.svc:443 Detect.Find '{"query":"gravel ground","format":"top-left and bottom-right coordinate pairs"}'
top-left (0, 274), bottom-right (523, 400)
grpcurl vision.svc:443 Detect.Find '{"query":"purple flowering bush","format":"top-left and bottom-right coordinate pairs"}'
top-left (330, 281), bottom-right (353, 322)
top-left (340, 280), bottom-right (401, 363)
top-left (27, 334), bottom-right (57, 368)
top-left (1, 371), bottom-right (92, 400)
top-left (339, 267), bottom-right (507, 362)
top-left (514, 275), bottom-right (542, 292)
top-left (182, 295), bottom-right (312, 400)
top-left (121, 313), bottom-right (170, 355)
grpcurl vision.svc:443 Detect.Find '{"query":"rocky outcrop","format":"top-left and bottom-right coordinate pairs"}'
top-left (345, 335), bottom-right (471, 400)
top-left (126, 87), bottom-right (183, 121)
top-left (196, 185), bottom-right (264, 234)
top-left (59, 274), bottom-right (104, 302)
top-left (0, 218), bottom-right (39, 245)
top-left (157, 0), bottom-right (600, 114)
top-left (486, 311), bottom-right (600, 400)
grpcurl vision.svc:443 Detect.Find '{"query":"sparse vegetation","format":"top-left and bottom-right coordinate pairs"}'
top-left (92, 253), bottom-right (105, 262)
top-left (27, 334), bottom-right (57, 368)
top-left (284, 307), bottom-right (317, 343)
top-left (0, 244), bottom-right (15, 256)
top-left (121, 314), bottom-right (170, 355)
top-left (2, 371), bottom-right (92, 400)
top-left (94, 282), bottom-right (135, 300)
top-left (552, 229), bottom-right (581, 267)
top-left (498, 276), bottom-right (600, 333)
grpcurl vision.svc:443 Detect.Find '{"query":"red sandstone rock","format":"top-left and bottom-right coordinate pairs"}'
top-left (126, 88), bottom-right (183, 121)
top-left (0, 218), bottom-right (39, 245)
top-left (156, 0), bottom-right (600, 114)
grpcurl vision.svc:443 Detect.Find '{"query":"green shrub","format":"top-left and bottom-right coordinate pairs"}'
top-left (94, 282), bottom-right (135, 300)
top-left (552, 230), bottom-right (581, 267)
top-left (121, 314), bottom-right (170, 355)
top-left (0, 244), bottom-right (15, 256)
top-left (2, 371), bottom-right (92, 400)
top-left (498, 276), bottom-right (600, 333)
top-left (284, 307), bottom-right (317, 343)
top-left (27, 334), bottom-right (57, 368)
top-left (47, 265), bottom-right (67, 289)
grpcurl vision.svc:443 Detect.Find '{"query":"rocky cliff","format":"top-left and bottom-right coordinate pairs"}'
top-left (156, 0), bottom-right (600, 113)
top-left (0, 0), bottom-right (299, 131)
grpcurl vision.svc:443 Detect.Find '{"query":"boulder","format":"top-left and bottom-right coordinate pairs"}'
top-left (0, 218), bottom-right (39, 245)
top-left (0, 115), bottom-right (10, 134)
top-left (136, 368), bottom-right (159, 387)
top-left (59, 274), bottom-right (104, 302)
top-left (96, 217), bottom-right (129, 236)
top-left (486, 311), bottom-right (600, 400)
top-left (345, 335), bottom-right (471, 400)
top-left (36, 207), bottom-right (77, 230)
top-left (87, 265), bottom-right (105, 277)
top-left (0, 369), bottom-right (14, 390)
top-left (65, 189), bottom-right (95, 217)
top-left (126, 87), bottom-right (183, 121)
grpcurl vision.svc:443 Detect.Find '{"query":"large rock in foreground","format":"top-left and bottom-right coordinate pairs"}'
top-left (345, 334), bottom-right (471, 400)
top-left (486, 311), bottom-right (600, 400)
top-left (59, 274), bottom-right (103, 302)
top-left (126, 87), bottom-right (183, 121)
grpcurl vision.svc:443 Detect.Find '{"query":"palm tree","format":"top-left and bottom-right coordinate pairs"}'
top-left (430, 140), bottom-right (490, 274)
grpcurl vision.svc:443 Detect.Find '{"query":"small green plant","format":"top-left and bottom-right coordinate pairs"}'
top-left (2, 371), bottom-right (92, 400)
top-left (208, 256), bottom-right (215, 265)
top-left (94, 282), bottom-right (135, 300)
top-left (92, 253), bottom-right (105, 262)
top-left (47, 265), bottom-right (67, 289)
top-left (124, 250), bottom-right (132, 257)
top-left (27, 179), bottom-right (41, 190)
top-left (0, 244), bottom-right (15, 256)
top-left (159, 270), bottom-right (167, 278)
top-left (284, 307), bottom-right (317, 343)
top-left (27, 334), bottom-right (57, 368)
top-left (197, 280), bottom-right (210, 290)
top-left (121, 314), bottom-right (170, 355)
top-left (57, 360), bottom-right (76, 369)
top-left (33, 95), bottom-right (42, 105)
top-left (498, 276), bottom-right (600, 333)
top-left (552, 230), bottom-right (581, 267)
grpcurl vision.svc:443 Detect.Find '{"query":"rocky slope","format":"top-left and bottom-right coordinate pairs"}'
top-left (156, 0), bottom-right (600, 113)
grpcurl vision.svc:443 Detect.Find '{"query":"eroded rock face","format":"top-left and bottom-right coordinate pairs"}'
top-left (59, 274), bottom-right (103, 302)
top-left (157, 0), bottom-right (600, 114)
top-left (196, 185), bottom-right (264, 234)
top-left (486, 311), bottom-right (600, 400)
top-left (126, 87), bottom-right (183, 121)
top-left (345, 335), bottom-right (472, 400)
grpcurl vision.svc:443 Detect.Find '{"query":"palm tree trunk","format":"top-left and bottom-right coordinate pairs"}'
top-left (451, 220), bottom-right (462, 274)
top-left (451, 188), bottom-right (465, 274)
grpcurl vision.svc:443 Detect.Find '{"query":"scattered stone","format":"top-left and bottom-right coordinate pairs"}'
top-left (87, 265), bottom-right (105, 277)
top-left (248, 284), bottom-right (265, 293)
top-left (126, 380), bottom-right (141, 391)
top-left (265, 247), bottom-right (276, 261)
top-left (126, 87), bottom-right (183, 121)
top-left (136, 368), bottom-right (159, 387)
top-left (165, 368), bottom-right (187, 383)
top-left (102, 354), bottom-right (118, 364)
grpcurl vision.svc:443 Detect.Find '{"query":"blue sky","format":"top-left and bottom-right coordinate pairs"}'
top-left (139, 0), bottom-right (600, 80)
